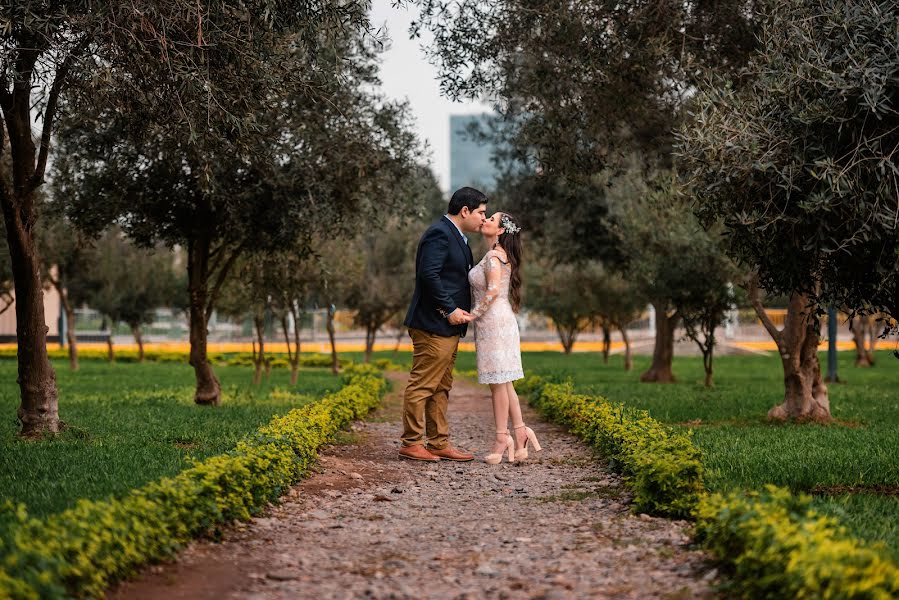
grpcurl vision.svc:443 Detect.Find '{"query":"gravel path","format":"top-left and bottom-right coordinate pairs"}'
top-left (109, 373), bottom-right (716, 600)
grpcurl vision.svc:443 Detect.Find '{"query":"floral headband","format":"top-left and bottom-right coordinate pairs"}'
top-left (501, 214), bottom-right (521, 235)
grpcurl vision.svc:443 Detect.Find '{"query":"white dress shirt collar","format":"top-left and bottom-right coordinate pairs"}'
top-left (444, 215), bottom-right (468, 244)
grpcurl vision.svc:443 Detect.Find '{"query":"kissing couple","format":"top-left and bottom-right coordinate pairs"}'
top-left (398, 187), bottom-right (542, 465)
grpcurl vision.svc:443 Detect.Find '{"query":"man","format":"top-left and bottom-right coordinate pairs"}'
top-left (399, 187), bottom-right (488, 462)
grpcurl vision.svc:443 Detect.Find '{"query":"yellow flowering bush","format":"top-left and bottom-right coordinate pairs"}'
top-left (522, 376), bottom-right (704, 518)
top-left (696, 486), bottom-right (899, 599)
top-left (0, 365), bottom-right (385, 599)
top-left (522, 375), bottom-right (899, 597)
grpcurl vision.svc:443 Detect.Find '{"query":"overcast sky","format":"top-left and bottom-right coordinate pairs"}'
top-left (369, 1), bottom-right (492, 193)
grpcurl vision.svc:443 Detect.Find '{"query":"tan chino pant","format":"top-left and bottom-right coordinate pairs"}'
top-left (402, 328), bottom-right (460, 449)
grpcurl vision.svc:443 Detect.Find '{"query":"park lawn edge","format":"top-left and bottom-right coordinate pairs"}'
top-left (0, 363), bottom-right (387, 599)
top-left (519, 375), bottom-right (899, 599)
top-left (0, 347), bottom-right (358, 369)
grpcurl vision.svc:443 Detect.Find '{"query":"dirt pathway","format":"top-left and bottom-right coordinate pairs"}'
top-left (109, 373), bottom-right (715, 599)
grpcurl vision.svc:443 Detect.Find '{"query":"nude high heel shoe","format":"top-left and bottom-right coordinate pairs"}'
top-left (484, 431), bottom-right (515, 465)
top-left (513, 424), bottom-right (542, 461)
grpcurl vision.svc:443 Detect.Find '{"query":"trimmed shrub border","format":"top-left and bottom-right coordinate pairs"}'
top-left (521, 375), bottom-right (899, 598)
top-left (0, 347), bottom-right (356, 368)
top-left (520, 376), bottom-right (704, 518)
top-left (697, 486), bottom-right (899, 599)
top-left (0, 364), bottom-right (386, 599)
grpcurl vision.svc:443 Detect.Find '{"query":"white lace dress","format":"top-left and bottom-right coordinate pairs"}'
top-left (469, 249), bottom-right (524, 384)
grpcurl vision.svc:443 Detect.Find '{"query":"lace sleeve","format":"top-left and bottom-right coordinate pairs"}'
top-left (471, 254), bottom-right (502, 319)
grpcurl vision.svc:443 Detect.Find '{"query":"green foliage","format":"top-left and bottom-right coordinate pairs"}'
top-left (79, 228), bottom-right (181, 332)
top-left (522, 376), bottom-right (705, 518)
top-left (0, 366), bottom-right (385, 598)
top-left (524, 261), bottom-right (606, 353)
top-left (415, 0), bottom-right (761, 177)
top-left (347, 221), bottom-right (419, 352)
top-left (679, 1), bottom-right (899, 322)
top-left (503, 350), bottom-right (899, 593)
top-left (696, 486), bottom-right (899, 599)
top-left (607, 163), bottom-right (738, 320)
top-left (0, 348), bottom-right (354, 369)
top-left (484, 350), bottom-right (899, 551)
top-left (0, 361), bottom-right (342, 517)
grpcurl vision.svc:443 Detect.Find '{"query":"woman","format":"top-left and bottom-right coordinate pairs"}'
top-left (465, 212), bottom-right (542, 464)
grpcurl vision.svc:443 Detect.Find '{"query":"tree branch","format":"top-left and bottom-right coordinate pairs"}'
top-left (30, 39), bottom-right (89, 192)
top-left (0, 292), bottom-right (13, 316)
top-left (747, 273), bottom-right (782, 344)
top-left (204, 242), bottom-right (244, 323)
top-left (281, 313), bottom-right (293, 363)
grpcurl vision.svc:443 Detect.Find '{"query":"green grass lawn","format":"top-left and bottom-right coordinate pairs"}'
top-left (3, 348), bottom-right (896, 556)
top-left (0, 359), bottom-right (343, 518)
top-left (449, 348), bottom-right (899, 555)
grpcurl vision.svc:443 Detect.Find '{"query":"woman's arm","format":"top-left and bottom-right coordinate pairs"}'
top-left (470, 254), bottom-right (502, 319)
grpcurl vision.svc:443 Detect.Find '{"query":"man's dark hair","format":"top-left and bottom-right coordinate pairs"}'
top-left (447, 186), bottom-right (488, 215)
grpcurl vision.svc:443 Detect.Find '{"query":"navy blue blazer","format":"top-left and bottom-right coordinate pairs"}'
top-left (404, 217), bottom-right (474, 337)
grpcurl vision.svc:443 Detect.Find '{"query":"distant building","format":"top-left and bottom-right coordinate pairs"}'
top-left (449, 114), bottom-right (501, 194)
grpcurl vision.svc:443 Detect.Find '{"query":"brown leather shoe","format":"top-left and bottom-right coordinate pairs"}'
top-left (427, 445), bottom-right (474, 462)
top-left (398, 444), bottom-right (441, 462)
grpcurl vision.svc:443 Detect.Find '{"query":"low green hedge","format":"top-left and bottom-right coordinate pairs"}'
top-left (696, 486), bottom-right (899, 599)
top-left (0, 347), bottom-right (356, 368)
top-left (213, 352), bottom-right (354, 369)
top-left (521, 375), bottom-right (704, 518)
top-left (522, 375), bottom-right (899, 598)
top-left (0, 364), bottom-right (386, 599)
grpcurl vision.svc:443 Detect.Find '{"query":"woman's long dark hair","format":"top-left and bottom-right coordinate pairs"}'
top-left (496, 213), bottom-right (523, 312)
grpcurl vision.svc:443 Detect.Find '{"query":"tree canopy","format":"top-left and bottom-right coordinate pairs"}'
top-left (1, 0), bottom-right (385, 433)
top-left (679, 0), bottom-right (899, 325)
top-left (414, 0), bottom-right (761, 176)
top-left (51, 23), bottom-right (425, 404)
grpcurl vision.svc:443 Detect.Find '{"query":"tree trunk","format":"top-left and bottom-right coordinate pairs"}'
top-left (766, 293), bottom-right (831, 422)
top-left (555, 322), bottom-right (576, 355)
top-left (2, 197), bottom-right (61, 435)
top-left (364, 325), bottom-right (376, 364)
top-left (281, 312), bottom-right (300, 386)
top-left (55, 285), bottom-right (79, 372)
top-left (640, 302), bottom-right (678, 383)
top-left (2, 44), bottom-right (74, 436)
top-left (252, 313), bottom-right (265, 385)
top-left (130, 323), bottom-right (145, 363)
top-left (868, 317), bottom-right (877, 355)
top-left (601, 326), bottom-right (611, 364)
top-left (187, 237), bottom-right (221, 405)
top-left (851, 316), bottom-right (874, 367)
top-left (106, 333), bottom-right (114, 362)
top-left (703, 344), bottom-right (714, 388)
top-left (66, 305), bottom-right (78, 371)
top-left (619, 325), bottom-right (632, 371)
top-left (326, 306), bottom-right (339, 375)
top-left (394, 327), bottom-right (404, 353)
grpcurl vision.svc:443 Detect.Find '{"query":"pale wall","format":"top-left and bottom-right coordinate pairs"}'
top-left (0, 284), bottom-right (61, 338)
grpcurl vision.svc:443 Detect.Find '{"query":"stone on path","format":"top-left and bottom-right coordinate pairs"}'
top-left (109, 373), bottom-right (716, 600)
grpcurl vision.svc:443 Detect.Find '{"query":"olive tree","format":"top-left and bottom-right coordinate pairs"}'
top-left (415, 0), bottom-right (761, 180)
top-left (79, 230), bottom-right (179, 363)
top-left (216, 257), bottom-right (274, 384)
top-left (525, 259), bottom-right (606, 354)
top-left (591, 270), bottom-right (645, 371)
top-left (607, 165), bottom-right (737, 384)
top-left (1, 1), bottom-right (377, 434)
top-left (679, 1), bottom-right (899, 420)
top-left (37, 211), bottom-right (95, 370)
top-left (54, 34), bottom-right (423, 405)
